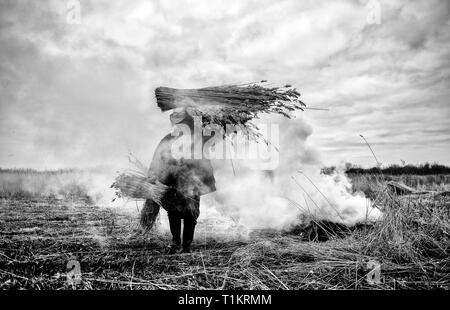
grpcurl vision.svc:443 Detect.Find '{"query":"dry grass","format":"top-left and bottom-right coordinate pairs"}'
top-left (0, 172), bottom-right (448, 290)
top-left (349, 173), bottom-right (450, 199)
top-left (0, 169), bottom-right (92, 201)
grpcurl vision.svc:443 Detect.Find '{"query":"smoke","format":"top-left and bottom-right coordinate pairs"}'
top-left (81, 112), bottom-right (382, 239)
top-left (199, 113), bottom-right (383, 233)
top-left (0, 112), bottom-right (382, 240)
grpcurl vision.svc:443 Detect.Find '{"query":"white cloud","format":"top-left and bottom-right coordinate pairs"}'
top-left (0, 0), bottom-right (449, 169)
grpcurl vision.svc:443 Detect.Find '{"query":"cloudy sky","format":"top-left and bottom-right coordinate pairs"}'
top-left (0, 0), bottom-right (449, 169)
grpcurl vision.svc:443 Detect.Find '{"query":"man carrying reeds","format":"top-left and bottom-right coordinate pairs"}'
top-left (142, 108), bottom-right (216, 254)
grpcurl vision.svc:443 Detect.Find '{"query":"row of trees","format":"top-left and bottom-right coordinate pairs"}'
top-left (322, 162), bottom-right (450, 176)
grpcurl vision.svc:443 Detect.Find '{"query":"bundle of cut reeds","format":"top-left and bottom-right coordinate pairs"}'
top-left (155, 81), bottom-right (306, 141)
top-left (111, 154), bottom-right (168, 230)
top-left (111, 172), bottom-right (167, 205)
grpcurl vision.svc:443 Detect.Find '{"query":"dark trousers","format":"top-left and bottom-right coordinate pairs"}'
top-left (167, 210), bottom-right (198, 248)
top-left (162, 188), bottom-right (200, 249)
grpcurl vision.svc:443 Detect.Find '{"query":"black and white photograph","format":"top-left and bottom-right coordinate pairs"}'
top-left (0, 0), bottom-right (449, 298)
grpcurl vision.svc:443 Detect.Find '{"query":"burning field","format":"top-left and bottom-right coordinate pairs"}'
top-left (0, 169), bottom-right (448, 290)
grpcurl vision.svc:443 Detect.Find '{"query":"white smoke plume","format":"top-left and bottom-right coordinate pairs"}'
top-left (0, 112), bottom-right (382, 240)
top-left (198, 113), bottom-right (382, 234)
top-left (85, 112), bottom-right (383, 240)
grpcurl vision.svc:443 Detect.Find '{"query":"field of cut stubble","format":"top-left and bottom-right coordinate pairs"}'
top-left (0, 171), bottom-right (449, 290)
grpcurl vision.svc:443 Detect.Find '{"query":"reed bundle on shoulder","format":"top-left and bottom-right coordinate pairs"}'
top-left (155, 81), bottom-right (306, 141)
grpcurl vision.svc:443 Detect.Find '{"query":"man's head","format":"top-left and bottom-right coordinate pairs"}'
top-left (169, 107), bottom-right (196, 132)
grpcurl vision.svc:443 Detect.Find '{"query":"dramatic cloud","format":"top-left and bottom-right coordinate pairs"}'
top-left (0, 0), bottom-right (449, 169)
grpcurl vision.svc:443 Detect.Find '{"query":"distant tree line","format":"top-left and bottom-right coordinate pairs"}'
top-left (0, 168), bottom-right (80, 174)
top-left (322, 162), bottom-right (450, 176)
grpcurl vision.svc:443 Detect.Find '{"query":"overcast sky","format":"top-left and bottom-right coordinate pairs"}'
top-left (0, 0), bottom-right (449, 169)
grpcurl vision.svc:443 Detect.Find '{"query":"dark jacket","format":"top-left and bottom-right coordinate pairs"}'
top-left (149, 133), bottom-right (216, 199)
